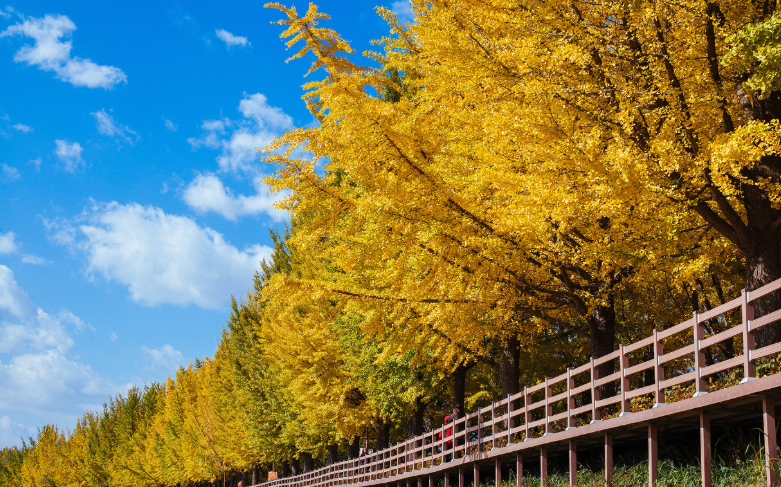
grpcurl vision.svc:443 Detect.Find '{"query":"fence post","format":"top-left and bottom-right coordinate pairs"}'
top-left (540, 448), bottom-right (548, 487)
top-left (693, 311), bottom-right (708, 396)
top-left (567, 367), bottom-right (575, 430)
top-left (544, 378), bottom-right (552, 435)
top-left (648, 424), bottom-right (658, 487)
top-left (590, 357), bottom-right (601, 423)
top-left (568, 441), bottom-right (577, 487)
top-left (516, 453), bottom-right (523, 487)
top-left (620, 344), bottom-right (630, 416)
top-left (763, 397), bottom-right (778, 487)
top-left (700, 413), bottom-right (712, 487)
top-left (653, 329), bottom-right (665, 407)
top-left (742, 289), bottom-right (757, 382)
top-left (605, 434), bottom-right (613, 485)
top-left (495, 458), bottom-right (501, 487)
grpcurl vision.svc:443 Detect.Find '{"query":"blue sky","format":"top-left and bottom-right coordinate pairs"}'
top-left (0, 0), bottom-right (413, 448)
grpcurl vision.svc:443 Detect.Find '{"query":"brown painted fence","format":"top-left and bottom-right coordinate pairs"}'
top-left (256, 278), bottom-right (781, 487)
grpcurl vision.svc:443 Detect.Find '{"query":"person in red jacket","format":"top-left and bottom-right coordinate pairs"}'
top-left (442, 406), bottom-right (461, 461)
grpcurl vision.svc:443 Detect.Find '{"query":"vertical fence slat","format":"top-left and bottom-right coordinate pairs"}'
top-left (620, 344), bottom-right (630, 416)
top-left (694, 311), bottom-right (708, 396)
top-left (654, 329), bottom-right (665, 407)
top-left (742, 289), bottom-right (757, 382)
top-left (544, 378), bottom-right (552, 435)
top-left (567, 368), bottom-right (575, 430)
top-left (524, 386), bottom-right (531, 440)
top-left (590, 357), bottom-right (601, 423)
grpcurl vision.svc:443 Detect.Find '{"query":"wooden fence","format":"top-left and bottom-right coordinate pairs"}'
top-left (256, 278), bottom-right (781, 487)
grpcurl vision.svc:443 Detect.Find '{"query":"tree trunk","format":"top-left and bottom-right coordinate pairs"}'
top-left (251, 464), bottom-right (258, 485)
top-left (407, 396), bottom-right (427, 438)
top-left (376, 419), bottom-right (391, 451)
top-left (587, 301), bottom-right (616, 397)
top-left (281, 462), bottom-right (290, 478)
top-left (327, 443), bottom-right (339, 464)
top-left (451, 362), bottom-right (471, 414)
top-left (496, 334), bottom-right (520, 398)
top-left (348, 436), bottom-right (361, 459)
top-left (709, 84), bottom-right (781, 347)
top-left (746, 241), bottom-right (781, 348)
top-left (300, 452), bottom-right (315, 472)
top-left (290, 457), bottom-right (300, 475)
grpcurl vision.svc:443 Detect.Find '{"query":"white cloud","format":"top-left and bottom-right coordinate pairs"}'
top-left (142, 344), bottom-right (184, 371)
top-left (0, 14), bottom-right (126, 89)
top-left (0, 267), bottom-right (73, 354)
top-left (1, 163), bottom-right (20, 181)
top-left (0, 233), bottom-right (18, 255)
top-left (164, 119), bottom-right (178, 132)
top-left (183, 173), bottom-right (288, 222)
top-left (0, 350), bottom-right (119, 414)
top-left (0, 265), bottom-right (36, 320)
top-left (11, 123), bottom-right (32, 133)
top-left (67, 202), bottom-right (271, 309)
top-left (215, 28), bottom-right (249, 48)
top-left (20, 255), bottom-right (49, 265)
top-left (390, 1), bottom-right (415, 23)
top-left (0, 309), bottom-right (74, 354)
top-left (0, 232), bottom-right (47, 265)
top-left (0, 415), bottom-right (36, 448)
top-left (109, 331), bottom-right (117, 342)
top-left (42, 217), bottom-right (77, 247)
top-left (28, 157), bottom-right (41, 171)
top-left (0, 265), bottom-right (121, 445)
top-left (54, 139), bottom-right (84, 172)
top-left (188, 92), bottom-right (293, 173)
top-left (92, 109), bottom-right (137, 144)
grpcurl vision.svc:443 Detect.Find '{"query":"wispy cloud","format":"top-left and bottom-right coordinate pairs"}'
top-left (142, 345), bottom-right (184, 371)
top-left (390, 1), bottom-right (414, 23)
top-left (0, 232), bottom-right (18, 256)
top-left (0, 13), bottom-right (126, 89)
top-left (0, 231), bottom-right (49, 265)
top-left (1, 163), bottom-right (20, 181)
top-left (11, 123), bottom-right (32, 133)
top-left (215, 29), bottom-right (249, 48)
top-left (164, 119), bottom-right (178, 132)
top-left (92, 109), bottom-right (138, 144)
top-left (54, 139), bottom-right (84, 172)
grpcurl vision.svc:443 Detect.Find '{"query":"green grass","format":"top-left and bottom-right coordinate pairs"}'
top-left (469, 455), bottom-right (765, 487)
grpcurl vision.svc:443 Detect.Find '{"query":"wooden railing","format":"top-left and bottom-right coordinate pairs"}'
top-left (259, 277), bottom-right (781, 487)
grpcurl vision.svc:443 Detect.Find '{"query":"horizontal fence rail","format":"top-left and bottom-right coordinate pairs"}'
top-left (255, 278), bottom-right (781, 487)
